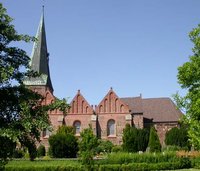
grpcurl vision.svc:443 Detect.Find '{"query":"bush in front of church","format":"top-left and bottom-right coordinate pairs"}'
top-left (48, 126), bottom-right (78, 158)
top-left (148, 126), bottom-right (161, 152)
top-left (37, 145), bottom-right (46, 157)
top-left (165, 126), bottom-right (190, 150)
top-left (122, 124), bottom-right (149, 152)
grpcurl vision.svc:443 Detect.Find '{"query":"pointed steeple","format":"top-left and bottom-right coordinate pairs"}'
top-left (24, 7), bottom-right (53, 92)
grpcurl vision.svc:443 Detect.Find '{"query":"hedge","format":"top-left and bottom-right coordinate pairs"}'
top-left (5, 160), bottom-right (191, 171)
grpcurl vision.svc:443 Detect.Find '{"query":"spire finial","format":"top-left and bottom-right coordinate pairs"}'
top-left (42, 0), bottom-right (45, 14)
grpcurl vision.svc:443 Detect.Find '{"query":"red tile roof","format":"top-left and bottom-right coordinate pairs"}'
top-left (121, 97), bottom-right (183, 122)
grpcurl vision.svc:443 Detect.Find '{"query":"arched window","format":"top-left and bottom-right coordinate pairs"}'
top-left (43, 127), bottom-right (52, 138)
top-left (72, 101), bottom-right (75, 113)
top-left (107, 119), bottom-right (115, 136)
top-left (74, 121), bottom-right (81, 134)
top-left (115, 99), bottom-right (118, 112)
top-left (86, 106), bottom-right (89, 113)
top-left (105, 99), bottom-right (108, 112)
top-left (82, 100), bottom-right (85, 113)
top-left (99, 105), bottom-right (103, 113)
top-left (120, 104), bottom-right (124, 113)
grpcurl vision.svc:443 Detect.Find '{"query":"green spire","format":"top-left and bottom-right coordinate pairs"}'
top-left (24, 8), bottom-right (53, 92)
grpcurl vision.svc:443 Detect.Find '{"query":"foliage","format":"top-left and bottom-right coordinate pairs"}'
top-left (78, 125), bottom-right (99, 165)
top-left (0, 136), bottom-right (15, 167)
top-left (12, 149), bottom-right (24, 158)
top-left (0, 2), bottom-right (70, 163)
top-left (165, 126), bottom-right (190, 149)
top-left (137, 128), bottom-right (150, 151)
top-left (4, 156), bottom-right (191, 171)
top-left (111, 145), bottom-right (123, 153)
top-left (96, 140), bottom-right (114, 154)
top-left (174, 24), bottom-right (200, 149)
top-left (4, 154), bottom-right (195, 171)
top-left (56, 125), bottom-right (74, 135)
top-left (122, 124), bottom-right (149, 152)
top-left (148, 127), bottom-right (161, 152)
top-left (37, 145), bottom-right (46, 158)
top-left (105, 152), bottom-right (177, 164)
top-left (48, 126), bottom-right (78, 158)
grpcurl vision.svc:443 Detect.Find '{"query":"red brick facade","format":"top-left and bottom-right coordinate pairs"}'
top-left (30, 86), bottom-right (182, 147)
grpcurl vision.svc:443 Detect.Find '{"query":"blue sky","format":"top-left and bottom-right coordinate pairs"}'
top-left (2, 0), bottom-right (200, 105)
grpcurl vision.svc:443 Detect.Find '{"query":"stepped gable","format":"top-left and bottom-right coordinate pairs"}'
top-left (68, 90), bottom-right (94, 114)
top-left (142, 98), bottom-right (183, 122)
top-left (96, 88), bottom-right (129, 113)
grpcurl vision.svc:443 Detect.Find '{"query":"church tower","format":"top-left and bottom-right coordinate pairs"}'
top-left (24, 8), bottom-right (53, 94)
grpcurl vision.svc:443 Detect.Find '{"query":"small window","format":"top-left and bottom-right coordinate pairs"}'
top-left (43, 128), bottom-right (52, 138)
top-left (74, 121), bottom-right (81, 134)
top-left (107, 119), bottom-right (115, 136)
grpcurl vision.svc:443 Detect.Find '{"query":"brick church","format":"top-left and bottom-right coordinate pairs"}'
top-left (24, 12), bottom-right (183, 148)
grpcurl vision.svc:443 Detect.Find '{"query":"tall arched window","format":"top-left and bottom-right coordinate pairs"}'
top-left (99, 105), bottom-right (103, 113)
top-left (82, 100), bottom-right (84, 113)
top-left (74, 121), bottom-right (81, 134)
top-left (107, 119), bottom-right (115, 136)
top-left (115, 99), bottom-right (118, 112)
top-left (72, 101), bottom-right (75, 113)
top-left (105, 99), bottom-right (108, 112)
top-left (120, 104), bottom-right (124, 113)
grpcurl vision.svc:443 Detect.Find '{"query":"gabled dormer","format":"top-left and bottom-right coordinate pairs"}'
top-left (96, 88), bottom-right (129, 114)
top-left (68, 90), bottom-right (94, 114)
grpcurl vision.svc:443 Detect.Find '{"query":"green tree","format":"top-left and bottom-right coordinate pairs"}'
top-left (78, 125), bottom-right (98, 166)
top-left (137, 128), bottom-right (149, 151)
top-left (0, 3), bottom-right (69, 163)
top-left (165, 126), bottom-right (190, 149)
top-left (174, 24), bottom-right (200, 149)
top-left (148, 127), bottom-right (161, 152)
top-left (122, 124), bottom-right (149, 152)
top-left (37, 145), bottom-right (46, 157)
top-left (48, 126), bottom-right (78, 158)
top-left (122, 124), bottom-right (138, 152)
top-left (96, 140), bottom-right (114, 154)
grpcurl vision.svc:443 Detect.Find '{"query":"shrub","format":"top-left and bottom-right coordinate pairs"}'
top-left (96, 140), bottom-right (114, 154)
top-left (0, 136), bottom-right (16, 161)
top-left (12, 149), bottom-right (24, 158)
top-left (49, 133), bottom-right (78, 158)
top-left (37, 145), bottom-right (46, 157)
top-left (137, 128), bottom-right (149, 151)
top-left (165, 126), bottom-right (190, 149)
top-left (57, 125), bottom-right (75, 135)
top-left (122, 124), bottom-right (138, 152)
top-left (122, 124), bottom-right (149, 152)
top-left (111, 145), bottom-right (123, 153)
top-left (148, 126), bottom-right (161, 152)
top-left (78, 126), bottom-right (99, 165)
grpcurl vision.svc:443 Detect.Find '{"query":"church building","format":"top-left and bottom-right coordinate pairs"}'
top-left (24, 11), bottom-right (183, 148)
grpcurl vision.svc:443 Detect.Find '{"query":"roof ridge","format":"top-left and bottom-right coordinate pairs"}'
top-left (120, 96), bottom-right (141, 99)
top-left (143, 97), bottom-right (170, 100)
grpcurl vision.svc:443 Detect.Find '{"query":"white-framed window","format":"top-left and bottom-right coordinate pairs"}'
top-left (107, 119), bottom-right (115, 136)
top-left (74, 121), bottom-right (81, 134)
top-left (43, 128), bottom-right (52, 138)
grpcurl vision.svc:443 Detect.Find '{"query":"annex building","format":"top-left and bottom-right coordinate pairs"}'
top-left (24, 12), bottom-right (183, 148)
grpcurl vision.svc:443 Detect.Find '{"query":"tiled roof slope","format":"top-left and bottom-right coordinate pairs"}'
top-left (121, 97), bottom-right (183, 122)
top-left (142, 98), bottom-right (182, 122)
top-left (120, 97), bottom-right (143, 113)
